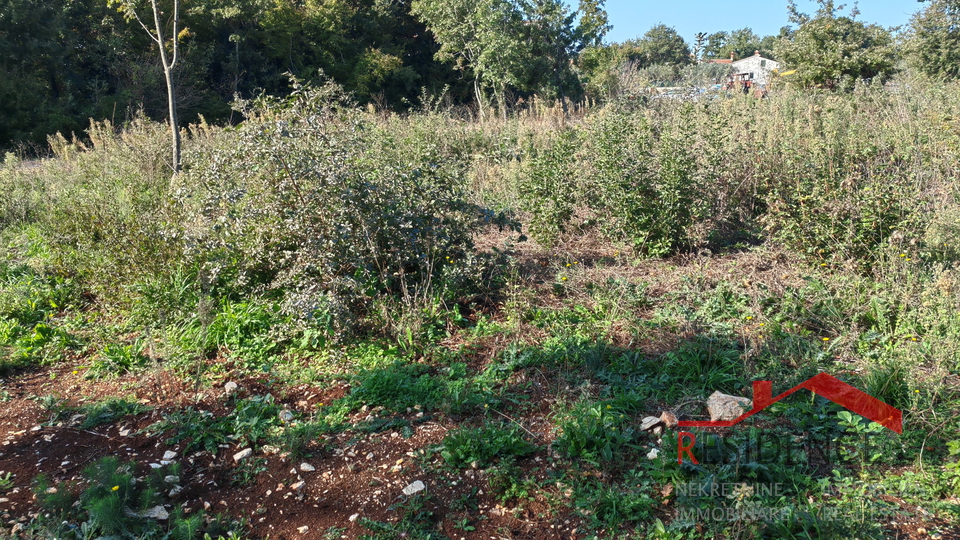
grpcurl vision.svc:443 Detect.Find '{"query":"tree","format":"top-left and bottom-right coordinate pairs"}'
top-left (908, 0), bottom-right (960, 79)
top-left (523, 0), bottom-right (609, 112)
top-left (775, 0), bottom-right (896, 91)
top-left (631, 24), bottom-right (691, 68)
top-left (702, 27), bottom-right (776, 60)
top-left (411, 0), bottom-right (608, 116)
top-left (109, 0), bottom-right (182, 173)
top-left (691, 32), bottom-right (708, 62)
top-left (411, 0), bottom-right (520, 116)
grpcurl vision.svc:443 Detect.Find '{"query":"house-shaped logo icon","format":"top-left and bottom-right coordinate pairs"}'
top-left (678, 372), bottom-right (903, 434)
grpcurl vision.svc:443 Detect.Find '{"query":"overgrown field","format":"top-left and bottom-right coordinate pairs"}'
top-left (1, 78), bottom-right (959, 539)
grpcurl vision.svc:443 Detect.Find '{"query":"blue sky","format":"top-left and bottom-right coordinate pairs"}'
top-left (598, 0), bottom-right (923, 43)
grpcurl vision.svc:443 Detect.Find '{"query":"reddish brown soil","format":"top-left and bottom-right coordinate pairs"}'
top-left (0, 364), bottom-right (588, 539)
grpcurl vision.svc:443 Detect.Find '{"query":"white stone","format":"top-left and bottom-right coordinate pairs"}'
top-left (224, 381), bottom-right (238, 394)
top-left (299, 463), bottom-right (315, 472)
top-left (349, 513), bottom-right (360, 522)
top-left (647, 448), bottom-right (660, 460)
top-left (640, 416), bottom-right (662, 431)
top-left (402, 480), bottom-right (426, 496)
top-left (297, 526), bottom-right (309, 534)
top-left (162, 451), bottom-right (177, 460)
top-left (139, 506), bottom-right (169, 520)
top-left (291, 481), bottom-right (305, 491)
top-left (706, 391), bottom-right (752, 422)
top-left (163, 475), bottom-right (180, 484)
top-left (233, 448), bottom-right (253, 462)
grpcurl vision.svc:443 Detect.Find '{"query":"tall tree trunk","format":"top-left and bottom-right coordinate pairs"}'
top-left (162, 65), bottom-right (180, 173)
top-left (474, 77), bottom-right (485, 121)
top-left (150, 0), bottom-right (180, 174)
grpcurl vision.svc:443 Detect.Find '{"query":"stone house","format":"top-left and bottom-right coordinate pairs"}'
top-left (730, 51), bottom-right (780, 86)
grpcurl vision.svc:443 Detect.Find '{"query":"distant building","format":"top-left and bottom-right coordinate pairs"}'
top-left (703, 51), bottom-right (780, 87)
top-left (730, 51), bottom-right (779, 86)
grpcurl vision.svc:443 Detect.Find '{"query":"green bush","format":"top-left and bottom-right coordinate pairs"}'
top-left (182, 80), bottom-right (515, 340)
top-left (517, 129), bottom-right (579, 247)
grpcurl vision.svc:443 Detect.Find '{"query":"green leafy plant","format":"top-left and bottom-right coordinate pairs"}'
top-left (346, 362), bottom-right (446, 412)
top-left (553, 401), bottom-right (639, 465)
top-left (67, 397), bottom-right (151, 429)
top-left (438, 422), bottom-right (537, 469)
top-left (87, 340), bottom-right (149, 378)
top-left (517, 129), bottom-right (579, 247)
top-left (33, 456), bottom-right (243, 540)
top-left (659, 335), bottom-right (743, 398)
top-left (944, 439), bottom-right (960, 496)
top-left (231, 457), bottom-right (267, 486)
top-left (835, 411), bottom-right (887, 472)
top-left (358, 492), bottom-right (448, 540)
top-left (0, 472), bottom-right (13, 491)
top-left (150, 395), bottom-right (283, 454)
top-left (572, 475), bottom-right (657, 530)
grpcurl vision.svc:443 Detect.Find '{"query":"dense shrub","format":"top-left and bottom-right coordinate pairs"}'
top-left (181, 80), bottom-right (515, 338)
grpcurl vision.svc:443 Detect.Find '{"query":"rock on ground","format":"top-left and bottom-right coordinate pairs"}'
top-left (402, 480), bottom-right (426, 495)
top-left (706, 391), bottom-right (752, 422)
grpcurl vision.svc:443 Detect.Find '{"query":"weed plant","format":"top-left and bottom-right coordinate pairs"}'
top-left (31, 457), bottom-right (243, 540)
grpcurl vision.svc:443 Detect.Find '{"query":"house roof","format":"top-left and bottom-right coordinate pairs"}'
top-left (732, 51), bottom-right (778, 66)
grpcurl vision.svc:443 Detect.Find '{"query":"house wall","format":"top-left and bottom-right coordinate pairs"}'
top-left (731, 56), bottom-right (780, 85)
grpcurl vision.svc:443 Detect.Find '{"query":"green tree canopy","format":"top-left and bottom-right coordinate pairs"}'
top-left (775, 0), bottom-right (896, 91)
top-left (907, 0), bottom-right (960, 79)
top-left (410, 0), bottom-right (608, 113)
top-left (629, 24), bottom-right (691, 68)
top-left (703, 27), bottom-right (778, 60)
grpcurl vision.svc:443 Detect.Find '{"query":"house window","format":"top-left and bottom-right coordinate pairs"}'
top-left (761, 60), bottom-right (766, 67)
